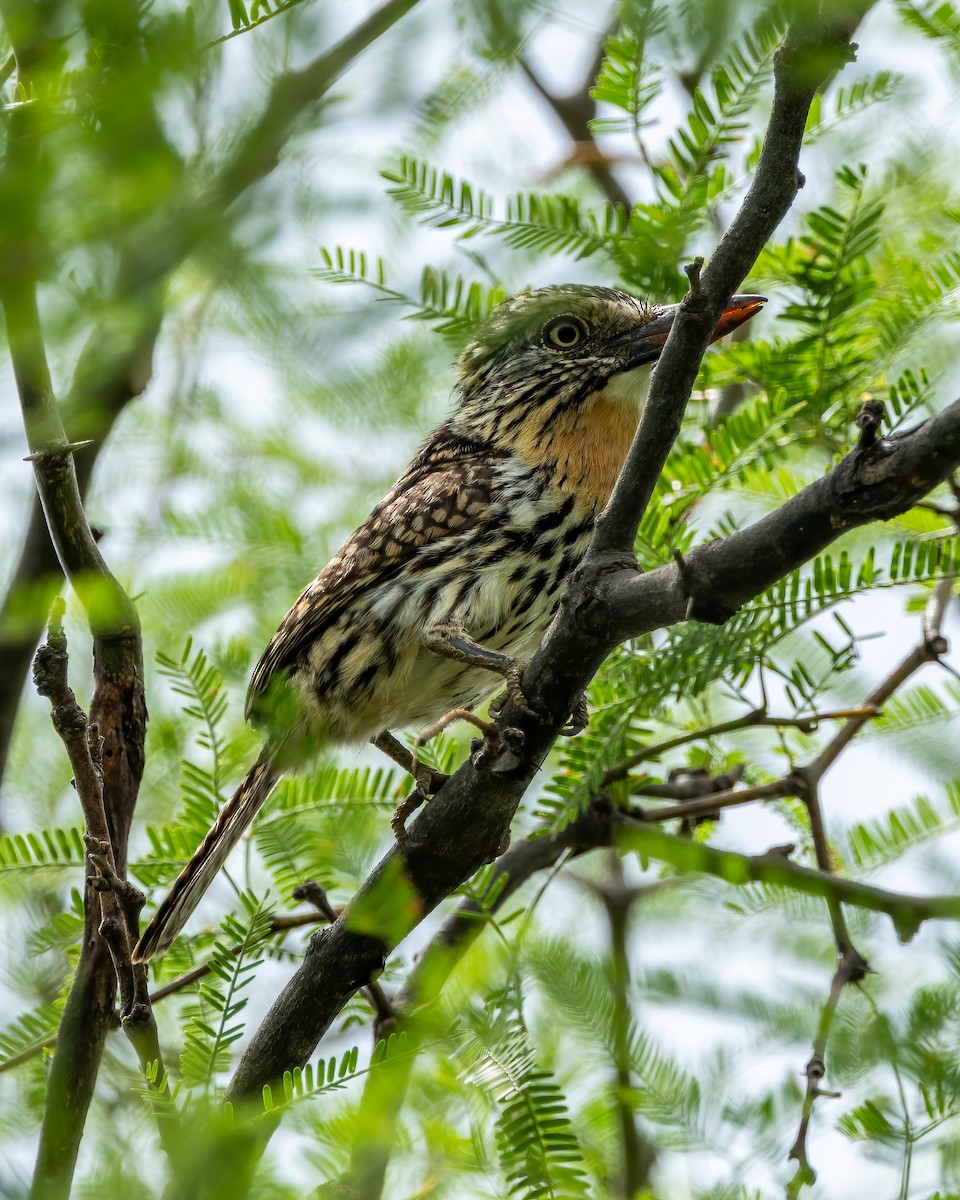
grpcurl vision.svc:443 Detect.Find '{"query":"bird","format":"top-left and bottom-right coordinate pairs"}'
top-left (132, 283), bottom-right (764, 962)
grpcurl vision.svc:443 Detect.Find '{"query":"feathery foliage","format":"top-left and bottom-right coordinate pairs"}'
top-left (178, 893), bottom-right (275, 1090)
top-left (2, 3), bottom-right (960, 1199)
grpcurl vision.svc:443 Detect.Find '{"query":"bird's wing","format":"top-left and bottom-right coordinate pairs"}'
top-left (245, 430), bottom-right (503, 720)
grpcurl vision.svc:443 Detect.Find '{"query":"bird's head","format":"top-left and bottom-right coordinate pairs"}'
top-left (454, 284), bottom-right (764, 446)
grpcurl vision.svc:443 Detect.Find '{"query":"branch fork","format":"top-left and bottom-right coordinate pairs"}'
top-left (32, 610), bottom-right (154, 1024)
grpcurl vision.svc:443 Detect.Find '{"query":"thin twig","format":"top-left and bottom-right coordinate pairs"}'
top-left (632, 763), bottom-right (746, 803)
top-left (202, 0), bottom-right (312, 49)
top-left (781, 579), bottom-right (955, 1190)
top-left (633, 779), bottom-right (791, 822)
top-left (804, 581), bottom-right (952, 784)
top-left (630, 586), bottom-right (952, 840)
top-left (600, 707), bottom-right (878, 787)
top-left (613, 821), bottom-right (960, 942)
top-left (787, 949), bottom-right (869, 1196)
top-left (591, 859), bottom-right (656, 1196)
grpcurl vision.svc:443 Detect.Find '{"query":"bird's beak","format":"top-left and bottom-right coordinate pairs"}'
top-left (614, 294), bottom-right (766, 366)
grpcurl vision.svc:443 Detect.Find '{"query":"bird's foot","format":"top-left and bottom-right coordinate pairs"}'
top-left (412, 759), bottom-right (450, 797)
top-left (560, 694), bottom-right (590, 737)
top-left (489, 659), bottom-right (541, 723)
top-left (410, 707), bottom-right (491, 795)
top-left (470, 722), bottom-right (525, 776)
top-left (411, 705), bottom-right (526, 781)
top-left (392, 754), bottom-right (451, 843)
top-left (392, 790), bottom-right (425, 841)
top-left (373, 730), bottom-right (449, 796)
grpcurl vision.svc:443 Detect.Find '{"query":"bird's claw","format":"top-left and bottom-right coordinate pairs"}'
top-left (413, 761), bottom-right (449, 796)
top-left (392, 789), bottom-right (425, 841)
top-left (394, 750), bottom-right (452, 843)
top-left (489, 659), bottom-right (542, 723)
top-left (471, 723), bottom-right (525, 776)
top-left (560, 694), bottom-right (590, 737)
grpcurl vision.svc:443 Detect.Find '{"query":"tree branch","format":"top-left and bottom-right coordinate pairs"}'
top-left (225, 9), bottom-right (926, 1107)
top-left (518, 22), bottom-right (634, 212)
top-left (786, 954), bottom-right (859, 1196)
top-left (591, 861), bottom-right (656, 1197)
top-left (0, 68), bottom-right (150, 1193)
top-left (585, 6), bottom-right (872, 561)
top-left (599, 706), bottom-right (878, 788)
top-left (782, 579), bottom-right (954, 1192)
top-left (182, 0), bottom-right (424, 245)
top-left (612, 822), bottom-right (960, 940)
top-left (337, 799), bottom-right (622, 1197)
top-left (629, 581), bottom-right (952, 831)
top-left (599, 398), bottom-right (960, 644)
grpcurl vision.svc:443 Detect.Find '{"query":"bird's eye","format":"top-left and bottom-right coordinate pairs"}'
top-left (543, 315), bottom-right (587, 350)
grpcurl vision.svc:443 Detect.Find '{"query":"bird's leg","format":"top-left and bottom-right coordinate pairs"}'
top-left (421, 619), bottom-right (587, 735)
top-left (397, 621), bottom-right (542, 802)
top-left (388, 709), bottom-right (501, 841)
top-left (371, 730), bottom-right (449, 796)
top-left (412, 707), bottom-right (524, 783)
top-left (372, 730), bottom-right (451, 842)
top-left (421, 620), bottom-right (537, 719)
top-left (422, 620), bottom-right (589, 742)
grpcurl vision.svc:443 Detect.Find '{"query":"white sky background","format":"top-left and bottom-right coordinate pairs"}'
top-left (1, 0), bottom-right (960, 1196)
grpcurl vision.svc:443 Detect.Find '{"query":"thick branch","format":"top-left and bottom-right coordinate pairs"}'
top-left (337, 800), bottom-right (620, 1197)
top-left (599, 399), bottom-right (960, 645)
top-left (227, 398), bottom-right (960, 1105)
top-left (587, 6), bottom-right (872, 559)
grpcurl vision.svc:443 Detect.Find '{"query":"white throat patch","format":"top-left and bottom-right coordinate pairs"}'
top-left (598, 363), bottom-right (653, 411)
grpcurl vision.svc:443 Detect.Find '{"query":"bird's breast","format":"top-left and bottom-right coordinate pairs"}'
top-left (508, 393), bottom-right (642, 514)
top-left (299, 463), bottom-right (598, 741)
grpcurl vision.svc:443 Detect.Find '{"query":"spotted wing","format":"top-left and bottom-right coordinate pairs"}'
top-left (245, 431), bottom-right (502, 721)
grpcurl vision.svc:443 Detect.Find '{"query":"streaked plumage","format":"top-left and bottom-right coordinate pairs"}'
top-left (133, 284), bottom-right (764, 962)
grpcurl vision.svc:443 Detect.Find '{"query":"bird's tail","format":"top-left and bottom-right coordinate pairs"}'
top-left (132, 751), bottom-right (283, 963)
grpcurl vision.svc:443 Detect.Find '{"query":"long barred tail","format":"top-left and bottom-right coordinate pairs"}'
top-left (132, 751), bottom-right (283, 963)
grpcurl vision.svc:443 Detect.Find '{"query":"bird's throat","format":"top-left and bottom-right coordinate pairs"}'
top-left (512, 391), bottom-right (643, 514)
